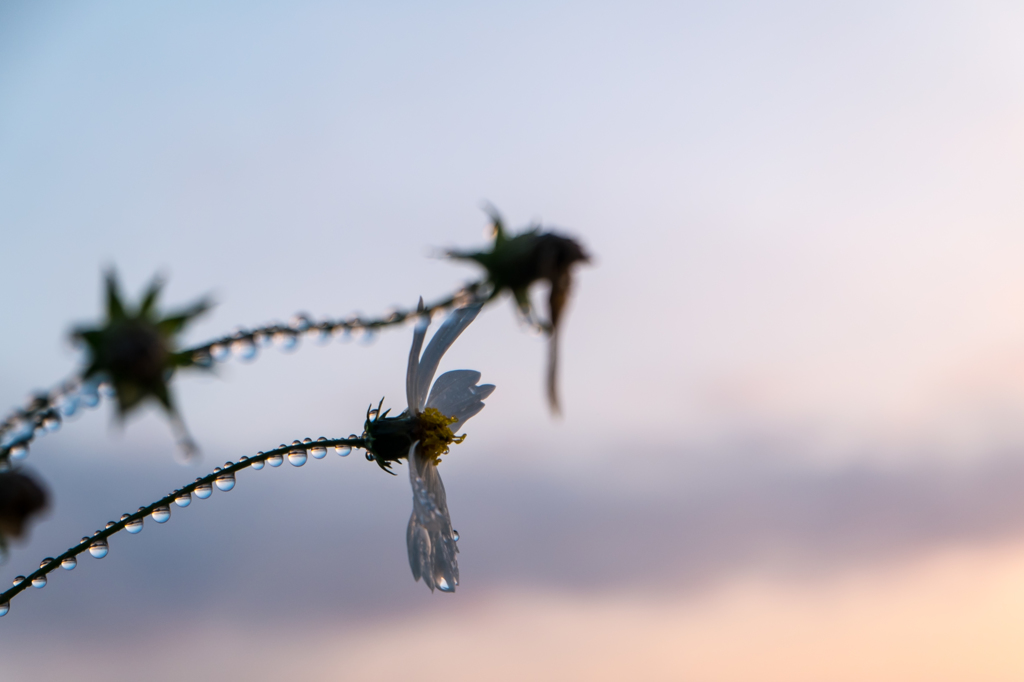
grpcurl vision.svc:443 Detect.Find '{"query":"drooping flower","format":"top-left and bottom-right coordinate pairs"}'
top-left (447, 206), bottom-right (588, 414)
top-left (0, 470), bottom-right (48, 557)
top-left (72, 270), bottom-right (212, 456)
top-left (362, 301), bottom-right (494, 592)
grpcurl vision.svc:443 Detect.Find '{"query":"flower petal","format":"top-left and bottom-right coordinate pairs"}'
top-left (426, 370), bottom-right (495, 431)
top-left (406, 441), bottom-right (459, 592)
top-left (406, 299), bottom-right (428, 413)
top-left (414, 303), bottom-right (482, 411)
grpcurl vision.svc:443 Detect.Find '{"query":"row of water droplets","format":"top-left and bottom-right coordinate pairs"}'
top-left (0, 377), bottom-right (115, 464)
top-left (0, 435), bottom-right (362, 617)
top-left (187, 283), bottom-right (482, 368)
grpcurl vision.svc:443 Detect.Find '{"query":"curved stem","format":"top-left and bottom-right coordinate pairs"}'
top-left (0, 436), bottom-right (368, 613)
top-left (0, 280), bottom-right (488, 462)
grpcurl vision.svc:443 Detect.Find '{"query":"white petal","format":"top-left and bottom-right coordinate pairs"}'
top-left (406, 442), bottom-right (459, 592)
top-left (406, 312), bottom-right (428, 413)
top-left (414, 303), bottom-right (482, 411)
top-left (426, 370), bottom-right (495, 431)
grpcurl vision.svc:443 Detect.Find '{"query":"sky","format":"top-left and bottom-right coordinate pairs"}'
top-left (3, 1), bottom-right (1024, 679)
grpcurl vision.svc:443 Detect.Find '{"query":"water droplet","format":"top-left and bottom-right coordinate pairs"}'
top-left (436, 577), bottom-right (453, 592)
top-left (335, 445), bottom-right (351, 457)
top-left (453, 530), bottom-right (460, 542)
top-left (88, 539), bottom-right (108, 559)
top-left (105, 521), bottom-right (116, 530)
top-left (215, 471), bottom-right (235, 491)
top-left (40, 557), bottom-right (54, 569)
top-left (192, 351), bottom-right (213, 368)
top-left (31, 575), bottom-right (46, 588)
top-left (61, 557), bottom-right (76, 570)
top-left (210, 344), bottom-right (231, 362)
top-left (79, 537), bottom-right (90, 545)
top-left (368, 409), bottom-right (379, 420)
top-left (8, 443), bottom-right (28, 461)
top-left (302, 438), bottom-right (312, 444)
top-left (59, 394), bottom-right (79, 417)
top-left (80, 384), bottom-right (100, 408)
top-left (273, 331), bottom-right (298, 351)
top-left (365, 452), bottom-right (374, 462)
top-left (124, 516), bottom-right (143, 534)
top-left (43, 414), bottom-right (61, 432)
top-left (0, 601), bottom-right (10, 617)
top-left (98, 382), bottom-right (115, 398)
top-left (231, 339), bottom-right (257, 361)
top-left (290, 314), bottom-right (313, 332)
top-left (175, 491), bottom-right (192, 507)
top-left (194, 482), bottom-right (213, 499)
top-left (151, 505), bottom-right (171, 523)
top-left (288, 448), bottom-right (307, 467)
top-left (267, 453), bottom-right (283, 467)
top-left (251, 453), bottom-right (265, 470)
top-left (310, 438), bottom-right (327, 459)
top-left (12, 576), bottom-right (25, 586)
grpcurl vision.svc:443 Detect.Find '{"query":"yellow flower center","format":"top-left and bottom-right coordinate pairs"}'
top-left (417, 407), bottom-right (466, 465)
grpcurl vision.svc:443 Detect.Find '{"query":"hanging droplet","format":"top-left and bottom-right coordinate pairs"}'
top-left (365, 452), bottom-right (374, 462)
top-left (335, 445), bottom-right (351, 457)
top-left (251, 453), bottom-right (265, 470)
top-left (124, 515), bottom-right (143, 534)
top-left (43, 414), bottom-right (61, 432)
top-left (61, 556), bottom-right (77, 570)
top-left (0, 601), bottom-right (9, 617)
top-left (288, 448), bottom-right (307, 467)
top-left (215, 471), bottom-right (235, 491)
top-left (267, 453), bottom-right (283, 467)
top-left (191, 351), bottom-right (213, 368)
top-left (151, 505), bottom-right (171, 523)
top-left (9, 443), bottom-right (28, 461)
top-left (88, 539), bottom-right (109, 559)
top-left (40, 557), bottom-right (54, 569)
top-left (231, 339), bottom-right (257, 361)
top-left (59, 393), bottom-right (79, 417)
top-left (210, 343), bottom-right (231, 362)
top-left (273, 331), bottom-right (298, 351)
top-left (310, 437), bottom-right (328, 459)
top-left (453, 530), bottom-right (460, 542)
top-left (194, 481), bottom-right (213, 499)
top-left (368, 409), bottom-right (379, 420)
top-left (98, 382), bottom-right (115, 398)
top-left (31, 575), bottom-right (46, 588)
top-left (12, 576), bottom-right (25, 586)
top-left (436, 577), bottom-right (453, 592)
top-left (175, 491), bottom-right (192, 507)
top-left (289, 313), bottom-right (313, 332)
top-left (80, 385), bottom-right (100, 408)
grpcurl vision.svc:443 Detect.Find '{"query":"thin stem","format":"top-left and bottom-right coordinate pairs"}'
top-left (0, 280), bottom-right (487, 462)
top-left (0, 436), bottom-right (367, 613)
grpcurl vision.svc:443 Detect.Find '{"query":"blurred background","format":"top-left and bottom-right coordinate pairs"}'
top-left (3, 1), bottom-right (1024, 679)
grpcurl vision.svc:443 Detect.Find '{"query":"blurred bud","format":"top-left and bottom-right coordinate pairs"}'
top-left (72, 270), bottom-right (211, 455)
top-left (0, 470), bottom-right (48, 540)
top-left (448, 207), bottom-right (590, 413)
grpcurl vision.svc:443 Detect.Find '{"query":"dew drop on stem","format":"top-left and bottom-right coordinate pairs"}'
top-left (175, 491), bottom-right (192, 507)
top-left (31, 575), bottom-right (46, 588)
top-left (61, 556), bottom-right (76, 570)
top-left (89, 539), bottom-right (108, 559)
top-left (194, 481), bottom-right (213, 499)
top-left (151, 505), bottom-right (171, 523)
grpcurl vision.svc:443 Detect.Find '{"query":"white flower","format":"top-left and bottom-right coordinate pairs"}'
top-left (397, 302), bottom-right (494, 592)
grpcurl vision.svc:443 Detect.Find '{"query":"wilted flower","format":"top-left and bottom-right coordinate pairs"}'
top-left (0, 470), bottom-right (48, 552)
top-left (362, 301), bottom-right (494, 592)
top-left (72, 270), bottom-right (211, 456)
top-left (447, 206), bottom-right (588, 414)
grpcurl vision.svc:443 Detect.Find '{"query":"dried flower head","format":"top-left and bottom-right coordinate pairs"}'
top-left (447, 206), bottom-right (589, 413)
top-left (72, 270), bottom-right (211, 456)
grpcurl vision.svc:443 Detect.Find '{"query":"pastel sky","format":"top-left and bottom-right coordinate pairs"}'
top-left (3, 1), bottom-right (1024, 680)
